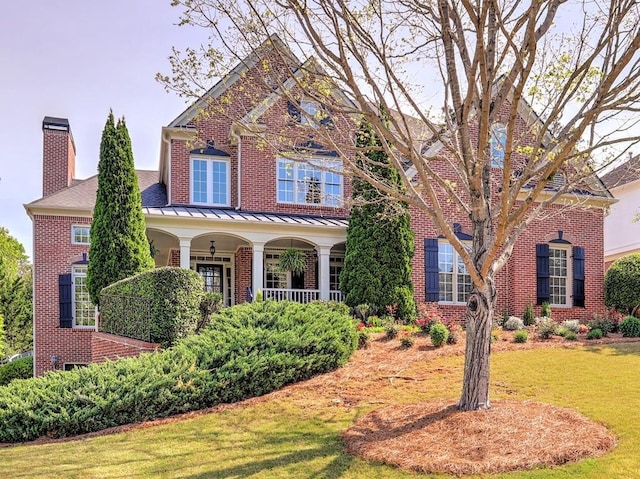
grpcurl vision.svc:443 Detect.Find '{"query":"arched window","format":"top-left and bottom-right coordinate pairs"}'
top-left (490, 123), bottom-right (507, 168)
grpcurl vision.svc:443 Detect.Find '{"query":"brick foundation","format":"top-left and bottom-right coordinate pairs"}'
top-left (91, 332), bottom-right (161, 363)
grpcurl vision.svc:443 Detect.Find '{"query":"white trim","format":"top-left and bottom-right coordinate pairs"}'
top-left (72, 266), bottom-right (95, 329)
top-left (71, 224), bottom-right (91, 245)
top-left (276, 157), bottom-right (343, 207)
top-left (549, 244), bottom-right (572, 308)
top-left (437, 240), bottom-right (472, 306)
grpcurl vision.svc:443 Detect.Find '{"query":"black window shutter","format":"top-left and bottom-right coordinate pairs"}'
top-left (424, 238), bottom-right (439, 302)
top-left (59, 273), bottom-right (73, 328)
top-left (287, 101), bottom-right (301, 123)
top-left (536, 244), bottom-right (550, 305)
top-left (573, 246), bottom-right (585, 308)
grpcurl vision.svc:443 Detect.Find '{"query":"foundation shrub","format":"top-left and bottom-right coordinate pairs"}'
top-left (605, 253), bottom-right (640, 314)
top-left (588, 315), bottom-right (616, 337)
top-left (513, 330), bottom-right (528, 343)
top-left (503, 316), bottom-right (525, 331)
top-left (0, 301), bottom-right (357, 443)
top-left (536, 317), bottom-right (557, 340)
top-left (587, 328), bottom-right (603, 340)
top-left (619, 316), bottom-right (640, 338)
top-left (564, 331), bottom-right (578, 341)
top-left (561, 320), bottom-right (581, 334)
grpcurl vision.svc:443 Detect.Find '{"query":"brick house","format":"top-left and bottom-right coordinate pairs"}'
top-left (26, 37), bottom-right (614, 376)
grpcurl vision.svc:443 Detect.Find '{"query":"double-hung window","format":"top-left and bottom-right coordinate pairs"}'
top-left (549, 247), bottom-right (569, 306)
top-left (72, 266), bottom-right (95, 328)
top-left (191, 156), bottom-right (230, 206)
top-left (438, 242), bottom-right (472, 304)
top-left (277, 158), bottom-right (342, 207)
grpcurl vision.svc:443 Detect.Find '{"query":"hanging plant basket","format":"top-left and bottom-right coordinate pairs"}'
top-left (278, 248), bottom-right (307, 276)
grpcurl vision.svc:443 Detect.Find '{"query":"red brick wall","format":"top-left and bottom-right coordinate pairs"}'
top-left (43, 127), bottom-right (75, 197)
top-left (91, 332), bottom-right (160, 363)
top-left (168, 249), bottom-right (180, 267)
top-left (33, 214), bottom-right (93, 375)
top-left (236, 247), bottom-right (253, 302)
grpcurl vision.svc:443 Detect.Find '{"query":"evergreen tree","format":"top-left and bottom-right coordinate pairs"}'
top-left (340, 120), bottom-right (416, 321)
top-left (0, 312), bottom-right (5, 359)
top-left (87, 112), bottom-right (154, 305)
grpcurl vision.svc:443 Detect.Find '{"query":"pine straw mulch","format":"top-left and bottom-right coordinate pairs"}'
top-left (4, 332), bottom-right (632, 476)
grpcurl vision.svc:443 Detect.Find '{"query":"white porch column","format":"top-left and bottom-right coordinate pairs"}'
top-left (252, 243), bottom-right (265, 299)
top-left (318, 246), bottom-right (331, 300)
top-left (179, 238), bottom-right (191, 269)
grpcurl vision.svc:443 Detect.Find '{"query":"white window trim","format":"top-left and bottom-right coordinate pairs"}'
top-left (72, 266), bottom-right (95, 329)
top-left (71, 225), bottom-right (91, 245)
top-left (276, 157), bottom-right (343, 207)
top-left (549, 244), bottom-right (572, 308)
top-left (190, 155), bottom-right (231, 207)
top-left (438, 240), bottom-right (472, 306)
top-left (490, 123), bottom-right (506, 168)
top-left (300, 100), bottom-right (320, 128)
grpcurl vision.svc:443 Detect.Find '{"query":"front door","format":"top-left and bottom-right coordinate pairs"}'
top-left (197, 264), bottom-right (223, 294)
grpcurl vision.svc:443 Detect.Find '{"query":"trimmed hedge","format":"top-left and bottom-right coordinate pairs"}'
top-left (0, 301), bottom-right (357, 443)
top-left (605, 254), bottom-right (640, 314)
top-left (0, 357), bottom-right (32, 386)
top-left (100, 267), bottom-right (205, 346)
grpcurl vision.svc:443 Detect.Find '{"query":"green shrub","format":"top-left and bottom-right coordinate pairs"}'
top-left (513, 330), bottom-right (528, 343)
top-left (0, 301), bottom-right (357, 443)
top-left (541, 301), bottom-right (552, 318)
top-left (619, 316), bottom-right (640, 338)
top-left (0, 357), bottom-right (32, 386)
top-left (564, 331), bottom-right (578, 341)
top-left (536, 317), bottom-right (557, 340)
top-left (605, 254), bottom-right (640, 314)
top-left (100, 267), bottom-right (205, 347)
top-left (556, 326), bottom-right (569, 338)
top-left (523, 302), bottom-right (535, 326)
top-left (400, 335), bottom-right (414, 348)
top-left (366, 315), bottom-right (384, 328)
top-left (430, 323), bottom-right (449, 347)
top-left (197, 292), bottom-right (224, 332)
top-left (587, 328), bottom-right (603, 340)
top-left (588, 316), bottom-right (615, 337)
top-left (503, 316), bottom-right (524, 331)
top-left (385, 323), bottom-right (399, 339)
top-left (357, 329), bottom-right (370, 349)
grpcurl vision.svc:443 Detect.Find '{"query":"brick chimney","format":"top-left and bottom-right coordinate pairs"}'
top-left (42, 116), bottom-right (76, 197)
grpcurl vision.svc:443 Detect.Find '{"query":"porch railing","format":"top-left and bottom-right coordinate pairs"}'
top-left (261, 288), bottom-right (343, 303)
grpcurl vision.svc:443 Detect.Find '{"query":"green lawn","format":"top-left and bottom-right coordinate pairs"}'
top-left (2, 343), bottom-right (640, 478)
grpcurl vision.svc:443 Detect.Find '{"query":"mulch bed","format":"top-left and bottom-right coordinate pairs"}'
top-left (3, 331), bottom-right (631, 476)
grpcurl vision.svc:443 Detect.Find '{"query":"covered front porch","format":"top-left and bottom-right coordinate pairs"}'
top-left (143, 207), bottom-right (348, 305)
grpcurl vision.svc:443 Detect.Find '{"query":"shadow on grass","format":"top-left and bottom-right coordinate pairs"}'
top-left (581, 341), bottom-right (640, 356)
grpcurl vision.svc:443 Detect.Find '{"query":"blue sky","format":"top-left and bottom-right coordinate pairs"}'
top-left (0, 1), bottom-right (206, 260)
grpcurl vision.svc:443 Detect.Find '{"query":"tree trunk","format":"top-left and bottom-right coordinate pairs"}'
top-left (458, 279), bottom-right (496, 411)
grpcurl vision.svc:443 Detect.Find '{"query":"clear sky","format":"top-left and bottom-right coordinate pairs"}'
top-left (0, 1), bottom-right (207, 260)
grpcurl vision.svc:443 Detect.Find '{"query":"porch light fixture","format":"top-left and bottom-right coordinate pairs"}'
top-left (209, 240), bottom-right (216, 257)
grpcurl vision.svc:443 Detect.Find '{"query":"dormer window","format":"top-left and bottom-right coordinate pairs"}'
top-left (190, 141), bottom-right (231, 207)
top-left (300, 100), bottom-right (319, 128)
top-left (277, 157), bottom-right (342, 207)
top-left (287, 100), bottom-right (333, 129)
top-left (490, 123), bottom-right (507, 168)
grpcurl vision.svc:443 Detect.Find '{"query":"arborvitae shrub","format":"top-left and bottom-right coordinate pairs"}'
top-left (523, 302), bottom-right (535, 326)
top-left (0, 301), bottom-right (357, 443)
top-left (619, 316), bottom-right (640, 338)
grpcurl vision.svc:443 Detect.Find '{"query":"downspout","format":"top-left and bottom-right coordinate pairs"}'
top-left (231, 127), bottom-right (242, 210)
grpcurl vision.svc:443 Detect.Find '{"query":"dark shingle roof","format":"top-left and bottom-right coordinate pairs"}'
top-left (26, 170), bottom-right (164, 211)
top-left (601, 155), bottom-right (640, 189)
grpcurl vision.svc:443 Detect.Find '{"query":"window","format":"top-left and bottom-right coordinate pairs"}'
top-left (549, 247), bottom-right (569, 306)
top-left (191, 157), bottom-right (230, 206)
top-left (490, 123), bottom-right (507, 168)
top-left (265, 253), bottom-right (288, 289)
top-left (300, 100), bottom-right (320, 128)
top-left (72, 266), bottom-right (95, 327)
top-left (438, 242), bottom-right (472, 304)
top-left (72, 225), bottom-right (90, 245)
top-left (277, 158), bottom-right (342, 207)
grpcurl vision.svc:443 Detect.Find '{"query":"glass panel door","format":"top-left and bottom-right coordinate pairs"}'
top-left (197, 264), bottom-right (223, 294)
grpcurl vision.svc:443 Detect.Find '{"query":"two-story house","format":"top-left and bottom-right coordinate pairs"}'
top-left (26, 36), bottom-right (614, 376)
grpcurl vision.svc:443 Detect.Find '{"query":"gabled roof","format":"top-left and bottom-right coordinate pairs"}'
top-left (168, 34), bottom-right (301, 128)
top-left (25, 170), bottom-right (166, 214)
top-left (601, 154), bottom-right (640, 189)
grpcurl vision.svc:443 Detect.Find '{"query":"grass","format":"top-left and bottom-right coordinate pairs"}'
top-left (2, 342), bottom-right (640, 478)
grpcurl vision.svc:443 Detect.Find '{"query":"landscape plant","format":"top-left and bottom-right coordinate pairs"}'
top-left (0, 301), bottom-right (357, 443)
top-left (536, 317), bottom-right (557, 340)
top-left (513, 330), bottom-right (528, 343)
top-left (605, 254), bottom-right (640, 314)
top-left (523, 302), bottom-right (535, 327)
top-left (619, 316), bottom-right (640, 338)
top-left (541, 302), bottom-right (552, 318)
top-left (0, 356), bottom-right (32, 386)
top-left (430, 323), bottom-right (449, 347)
top-left (587, 328), bottom-right (603, 340)
top-left (504, 316), bottom-right (525, 331)
top-left (87, 112), bottom-right (155, 306)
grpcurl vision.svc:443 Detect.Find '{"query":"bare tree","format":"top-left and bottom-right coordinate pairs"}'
top-left (159, 0), bottom-right (640, 410)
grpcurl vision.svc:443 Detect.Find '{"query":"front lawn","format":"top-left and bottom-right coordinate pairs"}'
top-left (1, 337), bottom-right (640, 478)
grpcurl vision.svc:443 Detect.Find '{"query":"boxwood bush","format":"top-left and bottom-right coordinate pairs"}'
top-left (0, 301), bottom-right (357, 443)
top-left (100, 267), bottom-right (205, 346)
top-left (605, 254), bottom-right (640, 314)
top-left (619, 316), bottom-right (640, 338)
top-left (0, 357), bottom-right (33, 386)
